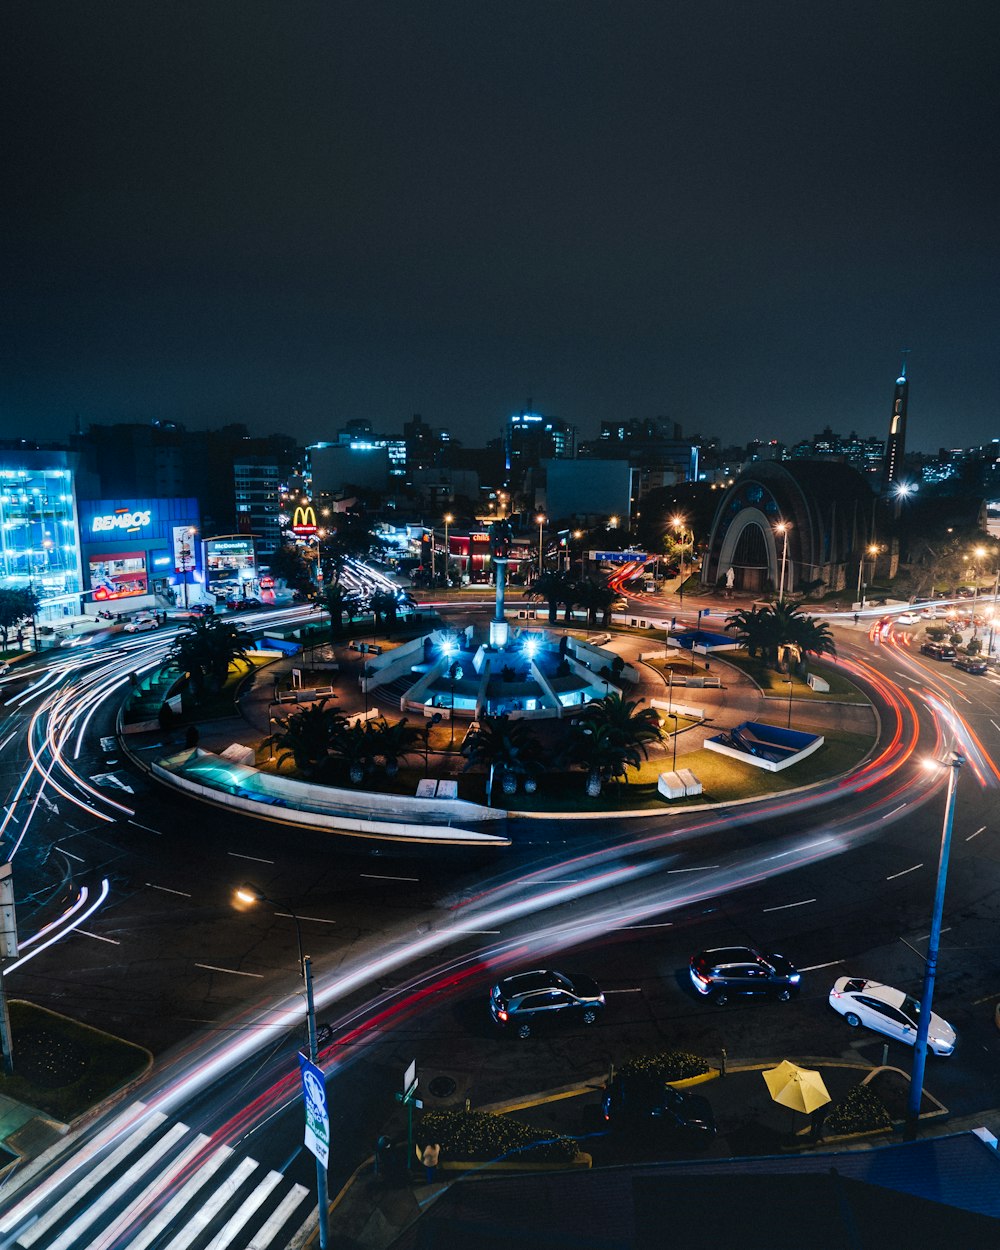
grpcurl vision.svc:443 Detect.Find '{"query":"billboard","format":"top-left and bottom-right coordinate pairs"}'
top-left (89, 553), bottom-right (148, 600)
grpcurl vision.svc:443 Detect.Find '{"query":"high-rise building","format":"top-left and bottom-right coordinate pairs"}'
top-left (883, 355), bottom-right (909, 490)
top-left (504, 410), bottom-right (576, 476)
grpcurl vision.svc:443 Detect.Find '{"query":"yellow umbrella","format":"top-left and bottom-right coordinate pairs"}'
top-left (762, 1060), bottom-right (831, 1115)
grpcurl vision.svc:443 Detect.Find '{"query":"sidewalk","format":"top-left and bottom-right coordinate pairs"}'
top-left (318, 1059), bottom-right (999, 1250)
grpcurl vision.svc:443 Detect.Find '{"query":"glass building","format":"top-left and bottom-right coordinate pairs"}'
top-left (0, 451), bottom-right (83, 621)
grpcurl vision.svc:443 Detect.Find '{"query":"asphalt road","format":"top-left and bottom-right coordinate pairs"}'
top-left (1, 606), bottom-right (998, 1249)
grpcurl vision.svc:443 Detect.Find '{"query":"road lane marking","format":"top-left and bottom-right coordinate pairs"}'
top-left (886, 863), bottom-right (922, 880)
top-left (762, 898), bottom-right (816, 912)
top-left (966, 826), bottom-right (986, 841)
top-left (146, 882), bottom-right (192, 897)
top-left (56, 846), bottom-right (85, 862)
top-left (128, 819), bottom-right (161, 835)
top-left (619, 922), bottom-right (673, 929)
top-left (603, 987), bottom-right (642, 994)
top-left (195, 963), bottom-right (264, 978)
top-left (77, 929), bottom-right (120, 944)
top-left (453, 928), bottom-right (501, 934)
top-left (913, 926), bottom-right (951, 941)
top-left (881, 803), bottom-right (908, 820)
top-left (228, 852), bottom-right (275, 864)
top-left (799, 960), bottom-right (844, 971)
top-left (275, 911), bottom-right (335, 925)
top-left (360, 873), bottom-right (419, 881)
top-left (667, 865), bottom-right (720, 874)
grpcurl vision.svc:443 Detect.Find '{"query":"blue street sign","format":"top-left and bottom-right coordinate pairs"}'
top-left (298, 1052), bottom-right (330, 1169)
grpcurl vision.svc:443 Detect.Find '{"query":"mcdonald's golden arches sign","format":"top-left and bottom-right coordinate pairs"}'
top-left (291, 503), bottom-right (318, 535)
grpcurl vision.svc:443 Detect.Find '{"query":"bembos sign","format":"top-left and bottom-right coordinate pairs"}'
top-left (92, 509), bottom-right (152, 534)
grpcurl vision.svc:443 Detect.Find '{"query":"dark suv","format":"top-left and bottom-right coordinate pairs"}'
top-left (689, 946), bottom-right (800, 1004)
top-left (602, 1074), bottom-right (716, 1147)
top-left (920, 641), bottom-right (956, 661)
top-left (489, 969), bottom-right (605, 1039)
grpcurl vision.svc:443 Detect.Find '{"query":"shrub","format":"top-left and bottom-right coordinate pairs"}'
top-left (418, 1109), bottom-right (578, 1164)
top-left (618, 1050), bottom-right (710, 1083)
top-left (924, 626), bottom-right (948, 641)
top-left (824, 1084), bottom-right (891, 1135)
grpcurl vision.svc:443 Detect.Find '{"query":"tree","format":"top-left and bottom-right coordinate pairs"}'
top-left (725, 605), bottom-right (782, 665)
top-left (461, 714), bottom-right (542, 803)
top-left (726, 602), bottom-right (835, 673)
top-left (369, 717), bottom-right (421, 776)
top-left (526, 572), bottom-right (572, 624)
top-left (268, 543), bottom-right (313, 595)
top-left (0, 587), bottom-right (38, 650)
top-left (266, 698), bottom-right (344, 777)
top-left (322, 583), bottom-right (361, 639)
top-left (566, 693), bottom-right (664, 796)
top-left (369, 589), bottom-right (400, 632)
top-left (167, 617), bottom-right (252, 694)
top-left (330, 721), bottom-right (377, 785)
top-left (779, 604), bottom-right (837, 672)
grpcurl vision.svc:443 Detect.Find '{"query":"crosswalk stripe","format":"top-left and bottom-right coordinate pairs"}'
top-left (87, 1131), bottom-right (210, 1250)
top-left (15, 1112), bottom-right (167, 1246)
top-left (246, 1184), bottom-right (310, 1250)
top-left (0, 1103), bottom-right (154, 1235)
top-left (204, 1170), bottom-right (283, 1250)
top-left (43, 1122), bottom-right (190, 1250)
top-left (123, 1143), bottom-right (233, 1250)
top-left (159, 1157), bottom-right (259, 1250)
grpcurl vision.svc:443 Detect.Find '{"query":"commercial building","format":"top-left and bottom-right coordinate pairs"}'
top-left (78, 496), bottom-right (203, 611)
top-left (0, 450), bottom-right (84, 622)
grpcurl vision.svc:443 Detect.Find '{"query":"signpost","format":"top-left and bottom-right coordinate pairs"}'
top-left (589, 550), bottom-right (647, 564)
top-left (396, 1059), bottom-right (423, 1173)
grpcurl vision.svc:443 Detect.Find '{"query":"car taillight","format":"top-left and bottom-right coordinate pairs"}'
top-left (497, 1010), bottom-right (507, 1022)
top-left (692, 970), bottom-right (709, 985)
top-left (830, 990), bottom-right (841, 999)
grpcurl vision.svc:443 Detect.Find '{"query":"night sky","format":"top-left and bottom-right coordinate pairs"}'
top-left (4, 1), bottom-right (998, 453)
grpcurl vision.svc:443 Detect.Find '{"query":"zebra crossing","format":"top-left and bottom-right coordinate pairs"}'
top-left (0, 1102), bottom-right (315, 1250)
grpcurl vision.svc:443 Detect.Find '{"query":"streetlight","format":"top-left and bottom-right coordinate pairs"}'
top-left (774, 521), bottom-right (790, 603)
top-left (855, 542), bottom-right (880, 610)
top-left (671, 515), bottom-right (691, 604)
top-left (905, 753), bottom-right (963, 1140)
top-left (785, 676), bottom-right (794, 728)
top-left (235, 885), bottom-right (330, 1248)
top-left (572, 530), bottom-right (583, 576)
top-left (443, 513), bottom-right (453, 587)
top-left (536, 514), bottom-right (546, 576)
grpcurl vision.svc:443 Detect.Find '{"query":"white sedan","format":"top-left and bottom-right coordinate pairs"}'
top-left (829, 977), bottom-right (956, 1056)
top-left (895, 612), bottom-right (920, 625)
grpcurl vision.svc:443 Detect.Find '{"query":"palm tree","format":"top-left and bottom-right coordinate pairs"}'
top-left (265, 697), bottom-right (344, 777)
top-left (526, 572), bottom-right (572, 624)
top-left (369, 589), bottom-right (400, 632)
top-left (330, 720), bottom-right (377, 785)
top-left (461, 714), bottom-right (542, 804)
top-left (725, 605), bottom-right (782, 666)
top-left (168, 617), bottom-right (252, 694)
top-left (370, 717), bottom-right (421, 776)
top-left (777, 603), bottom-right (837, 673)
top-left (726, 602), bottom-right (836, 672)
top-left (573, 579), bottom-right (616, 626)
top-left (322, 583), bottom-right (361, 638)
top-left (567, 693), bottom-right (664, 796)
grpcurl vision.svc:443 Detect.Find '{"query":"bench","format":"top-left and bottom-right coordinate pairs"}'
top-left (415, 779), bottom-right (438, 798)
top-left (657, 769), bottom-right (702, 800)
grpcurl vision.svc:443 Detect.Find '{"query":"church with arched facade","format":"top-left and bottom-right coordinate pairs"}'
top-left (702, 460), bottom-right (876, 598)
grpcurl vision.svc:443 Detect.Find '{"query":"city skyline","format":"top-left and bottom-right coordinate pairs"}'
top-left (4, 3), bottom-right (998, 454)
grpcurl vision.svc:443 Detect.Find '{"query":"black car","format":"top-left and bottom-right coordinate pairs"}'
top-left (602, 1074), bottom-right (716, 1147)
top-left (689, 946), bottom-right (800, 1004)
top-left (920, 641), bottom-right (956, 661)
top-left (489, 969), bottom-right (605, 1039)
top-left (953, 655), bottom-right (988, 674)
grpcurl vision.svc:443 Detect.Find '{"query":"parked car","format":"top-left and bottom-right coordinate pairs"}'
top-left (226, 596), bottom-right (262, 611)
top-left (602, 1074), bottom-right (716, 1147)
top-left (828, 977), bottom-right (956, 1056)
top-left (920, 641), bottom-right (957, 661)
top-left (689, 946), bottom-right (801, 1004)
top-left (953, 655), bottom-right (988, 674)
top-left (123, 612), bottom-right (159, 633)
top-left (489, 968), bottom-right (605, 1039)
top-left (895, 612), bottom-right (919, 625)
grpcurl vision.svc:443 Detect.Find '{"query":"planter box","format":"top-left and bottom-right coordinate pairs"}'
top-left (440, 1151), bottom-right (591, 1174)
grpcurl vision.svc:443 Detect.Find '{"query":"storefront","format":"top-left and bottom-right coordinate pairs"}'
top-left (205, 535), bottom-right (258, 600)
top-left (0, 451), bottom-right (84, 622)
top-left (79, 497), bottom-right (202, 612)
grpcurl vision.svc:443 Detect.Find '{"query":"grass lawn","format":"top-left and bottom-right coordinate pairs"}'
top-left (720, 654), bottom-right (869, 703)
top-left (0, 1001), bottom-right (151, 1122)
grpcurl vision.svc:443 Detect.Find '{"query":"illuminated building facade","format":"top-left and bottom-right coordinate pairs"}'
top-left (0, 451), bottom-right (83, 621)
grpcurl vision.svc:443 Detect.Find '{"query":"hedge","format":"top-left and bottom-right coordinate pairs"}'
top-left (618, 1050), bottom-right (710, 1083)
top-left (419, 1109), bottom-right (578, 1164)
top-left (824, 1084), bottom-right (891, 1135)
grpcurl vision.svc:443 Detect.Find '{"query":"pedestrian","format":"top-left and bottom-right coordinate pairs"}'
top-left (16, 628), bottom-right (24, 649)
top-left (853, 613), bottom-right (859, 626)
top-left (420, 1141), bottom-right (440, 1183)
top-left (374, 1134), bottom-right (392, 1180)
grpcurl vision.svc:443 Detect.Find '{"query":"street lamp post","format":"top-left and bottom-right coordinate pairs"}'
top-left (235, 886), bottom-right (330, 1248)
top-left (670, 516), bottom-right (691, 605)
top-left (905, 753), bottom-right (964, 1140)
top-left (786, 676), bottom-right (794, 728)
top-left (443, 513), bottom-right (453, 587)
top-left (986, 566), bottom-right (1000, 660)
top-left (775, 522), bottom-right (790, 603)
top-left (536, 514), bottom-right (546, 577)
